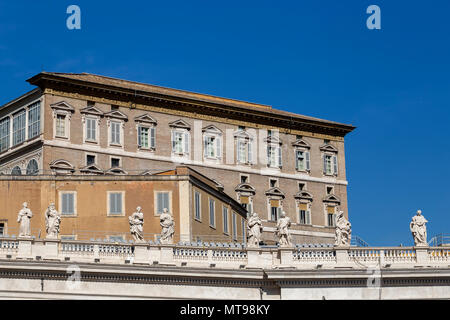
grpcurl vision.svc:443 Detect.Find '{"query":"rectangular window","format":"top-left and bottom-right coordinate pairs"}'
top-left (267, 145), bottom-right (281, 167)
top-left (0, 222), bottom-right (5, 236)
top-left (60, 235), bottom-right (76, 241)
top-left (237, 140), bottom-right (248, 163)
top-left (28, 102), bottom-right (41, 139)
top-left (223, 206), bottom-right (229, 234)
top-left (110, 121), bottom-right (121, 145)
top-left (172, 130), bottom-right (189, 154)
top-left (324, 155), bottom-right (337, 175)
top-left (209, 198), bottom-right (215, 228)
top-left (56, 114), bottom-right (66, 137)
top-left (232, 213), bottom-right (237, 241)
top-left (241, 218), bottom-right (246, 242)
top-left (86, 118), bottom-right (97, 141)
top-left (156, 192), bottom-right (170, 215)
top-left (298, 202), bottom-right (311, 225)
top-left (109, 192), bottom-right (124, 215)
top-left (296, 150), bottom-right (310, 171)
top-left (327, 206), bottom-right (335, 226)
top-left (138, 126), bottom-right (149, 148)
top-left (194, 191), bottom-right (201, 220)
top-left (86, 155), bottom-right (96, 165)
top-left (270, 199), bottom-right (280, 221)
top-left (12, 110), bottom-right (26, 146)
top-left (61, 192), bottom-right (76, 216)
top-left (111, 158), bottom-right (120, 168)
top-left (0, 117), bottom-right (10, 152)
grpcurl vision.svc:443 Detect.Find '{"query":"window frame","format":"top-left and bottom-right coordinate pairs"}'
top-left (59, 191), bottom-right (77, 217)
top-left (209, 198), bottom-right (216, 229)
top-left (171, 128), bottom-right (190, 156)
top-left (0, 116), bottom-right (10, 153)
top-left (137, 124), bottom-right (156, 151)
top-left (12, 109), bottom-right (26, 147)
top-left (107, 191), bottom-right (125, 217)
top-left (27, 101), bottom-right (41, 140)
top-left (194, 190), bottom-right (201, 221)
top-left (84, 116), bottom-right (100, 144)
top-left (154, 191), bottom-right (172, 216)
top-left (222, 206), bottom-right (229, 235)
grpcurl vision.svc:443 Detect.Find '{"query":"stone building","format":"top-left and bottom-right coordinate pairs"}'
top-left (0, 72), bottom-right (355, 244)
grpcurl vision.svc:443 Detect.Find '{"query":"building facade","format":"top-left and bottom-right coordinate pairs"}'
top-left (0, 72), bottom-right (355, 244)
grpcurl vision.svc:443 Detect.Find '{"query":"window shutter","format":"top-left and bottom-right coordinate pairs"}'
top-left (184, 132), bottom-right (189, 154)
top-left (68, 194), bottom-right (74, 214)
top-left (203, 136), bottom-right (208, 157)
top-left (217, 137), bottom-right (221, 158)
top-left (237, 140), bottom-right (241, 162)
top-left (267, 145), bottom-right (270, 165)
top-left (306, 210), bottom-right (311, 225)
top-left (137, 127), bottom-right (142, 147)
top-left (333, 155), bottom-right (338, 175)
top-left (171, 131), bottom-right (175, 152)
top-left (248, 141), bottom-right (252, 163)
top-left (157, 193), bottom-right (163, 214)
top-left (306, 152), bottom-right (310, 170)
top-left (323, 155), bottom-right (327, 174)
top-left (278, 146), bottom-right (282, 168)
top-left (150, 127), bottom-right (155, 148)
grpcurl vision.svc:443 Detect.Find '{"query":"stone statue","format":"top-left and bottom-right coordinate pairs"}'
top-left (276, 211), bottom-right (292, 247)
top-left (45, 203), bottom-right (61, 239)
top-left (160, 208), bottom-right (175, 244)
top-left (129, 206), bottom-right (144, 242)
top-left (17, 202), bottom-right (33, 237)
top-left (334, 210), bottom-right (351, 246)
top-left (410, 210), bottom-right (428, 247)
top-left (247, 212), bottom-right (262, 247)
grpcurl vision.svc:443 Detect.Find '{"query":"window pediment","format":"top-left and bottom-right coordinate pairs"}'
top-left (320, 143), bottom-right (338, 153)
top-left (233, 130), bottom-right (252, 140)
top-left (105, 167), bottom-right (128, 175)
top-left (50, 101), bottom-right (75, 113)
top-left (292, 139), bottom-right (311, 149)
top-left (212, 179), bottom-right (224, 191)
top-left (80, 106), bottom-right (104, 117)
top-left (294, 191), bottom-right (313, 201)
top-left (134, 113), bottom-right (157, 125)
top-left (234, 183), bottom-right (256, 195)
top-left (104, 110), bottom-right (128, 121)
top-left (169, 119), bottom-right (191, 130)
top-left (79, 164), bottom-right (104, 174)
top-left (264, 135), bottom-right (282, 145)
top-left (202, 125), bottom-right (222, 135)
top-left (49, 159), bottom-right (75, 174)
top-left (265, 187), bottom-right (285, 199)
top-left (323, 194), bottom-right (341, 204)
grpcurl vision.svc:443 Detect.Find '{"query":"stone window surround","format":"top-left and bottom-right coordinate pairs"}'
top-left (135, 113), bottom-right (157, 152)
top-left (50, 101), bottom-right (74, 141)
top-left (58, 190), bottom-right (77, 217)
top-left (296, 200), bottom-right (312, 225)
top-left (107, 191), bottom-right (126, 217)
top-left (202, 125), bottom-right (222, 162)
top-left (266, 197), bottom-right (283, 222)
top-left (107, 119), bottom-right (125, 149)
top-left (82, 115), bottom-right (101, 145)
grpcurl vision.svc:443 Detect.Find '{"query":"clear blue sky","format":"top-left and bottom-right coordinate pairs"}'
top-left (1, 1), bottom-right (449, 246)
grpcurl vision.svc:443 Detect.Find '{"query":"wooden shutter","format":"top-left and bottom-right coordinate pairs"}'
top-left (248, 141), bottom-right (252, 163)
top-left (217, 136), bottom-right (221, 158)
top-left (171, 131), bottom-right (175, 152)
top-left (184, 132), bottom-right (189, 153)
top-left (323, 155), bottom-right (327, 173)
top-left (203, 135), bottom-right (208, 157)
top-left (333, 155), bottom-right (338, 174)
top-left (150, 127), bottom-right (155, 148)
top-left (306, 152), bottom-right (310, 170)
top-left (278, 146), bottom-right (282, 168)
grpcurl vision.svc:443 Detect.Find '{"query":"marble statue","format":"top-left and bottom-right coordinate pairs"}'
top-left (276, 211), bottom-right (292, 247)
top-left (247, 212), bottom-right (262, 247)
top-left (17, 202), bottom-right (33, 237)
top-left (410, 210), bottom-right (428, 247)
top-left (45, 203), bottom-right (61, 239)
top-left (129, 206), bottom-right (144, 242)
top-left (334, 210), bottom-right (351, 246)
top-left (160, 208), bottom-right (175, 244)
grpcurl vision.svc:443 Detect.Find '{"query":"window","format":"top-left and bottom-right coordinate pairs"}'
top-left (232, 213), bottom-right (237, 241)
top-left (237, 139), bottom-right (252, 164)
top-left (267, 145), bottom-right (282, 168)
top-left (60, 235), bottom-right (76, 241)
top-left (12, 110), bottom-right (26, 146)
top-left (172, 130), bottom-right (190, 155)
top-left (0, 117), bottom-right (10, 152)
top-left (241, 218), bottom-right (246, 243)
top-left (240, 175), bottom-right (248, 183)
top-left (209, 198), bottom-right (215, 228)
top-left (269, 179), bottom-right (278, 188)
top-left (240, 196), bottom-right (253, 215)
top-left (60, 192), bottom-right (76, 216)
top-left (109, 235), bottom-right (124, 243)
top-left (327, 206), bottom-right (335, 226)
top-left (26, 159), bottom-right (38, 175)
top-left (194, 191), bottom-right (201, 220)
top-left (108, 192), bottom-right (124, 215)
top-left (223, 206), bottom-right (229, 234)
top-left (86, 154), bottom-right (96, 165)
top-left (0, 222), bottom-right (5, 236)
top-left (296, 150), bottom-right (310, 171)
top-left (111, 105), bottom-right (119, 111)
top-left (203, 135), bottom-right (221, 159)
top-left (55, 114), bottom-right (66, 137)
top-left (28, 102), bottom-right (41, 139)
top-left (110, 121), bottom-right (121, 145)
top-left (327, 186), bottom-right (334, 195)
top-left (270, 199), bottom-right (281, 221)
top-left (138, 126), bottom-right (155, 149)
top-left (298, 203), bottom-right (311, 225)
top-left (87, 101), bottom-right (95, 107)
top-left (111, 158), bottom-right (120, 168)
top-left (156, 192), bottom-right (170, 215)
top-left (323, 154), bottom-right (338, 175)
top-left (298, 183), bottom-right (305, 191)
top-left (85, 117), bottom-right (97, 142)
top-left (11, 166), bottom-right (21, 175)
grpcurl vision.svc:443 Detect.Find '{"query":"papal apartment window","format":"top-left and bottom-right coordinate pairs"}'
top-left (267, 145), bottom-right (282, 168)
top-left (237, 139), bottom-right (252, 164)
top-left (86, 154), bottom-right (96, 166)
top-left (327, 206), bottom-right (335, 226)
top-left (110, 121), bottom-right (121, 145)
top-left (323, 154), bottom-right (338, 175)
top-left (55, 114), bottom-right (66, 137)
top-left (240, 196), bottom-right (253, 215)
top-left (85, 117), bottom-right (97, 142)
top-left (138, 126), bottom-right (155, 149)
top-left (232, 212), bottom-right (237, 241)
top-left (171, 130), bottom-right (189, 155)
top-left (209, 198), bottom-right (215, 228)
top-left (156, 192), bottom-right (170, 215)
top-left (28, 102), bottom-right (41, 139)
top-left (194, 191), bottom-right (201, 220)
top-left (0, 117), bottom-right (10, 152)
top-left (296, 150), bottom-right (310, 171)
top-left (111, 157), bottom-right (120, 168)
top-left (223, 206), bottom-right (229, 234)
top-left (270, 199), bottom-right (281, 221)
top-left (269, 179), bottom-right (278, 188)
top-left (108, 192), bottom-right (124, 216)
top-left (12, 110), bottom-right (26, 146)
top-left (204, 135), bottom-right (221, 159)
top-left (298, 203), bottom-right (311, 225)
top-left (60, 192), bottom-right (76, 216)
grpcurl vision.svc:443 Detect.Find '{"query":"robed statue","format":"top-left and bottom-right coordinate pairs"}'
top-left (276, 211), bottom-right (292, 247)
top-left (247, 212), bottom-right (262, 247)
top-left (45, 203), bottom-right (61, 239)
top-left (334, 210), bottom-right (351, 246)
top-left (17, 202), bottom-right (33, 237)
top-left (410, 210), bottom-right (428, 247)
top-left (129, 206), bottom-right (144, 242)
top-left (160, 208), bottom-right (175, 244)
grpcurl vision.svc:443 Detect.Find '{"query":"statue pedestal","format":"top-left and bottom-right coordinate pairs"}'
top-left (43, 239), bottom-right (59, 260)
top-left (17, 237), bottom-right (33, 259)
top-left (415, 246), bottom-right (429, 266)
top-left (133, 243), bottom-right (150, 265)
top-left (278, 247), bottom-right (295, 268)
top-left (246, 248), bottom-right (273, 269)
top-left (160, 245), bottom-right (175, 265)
top-left (335, 246), bottom-right (351, 267)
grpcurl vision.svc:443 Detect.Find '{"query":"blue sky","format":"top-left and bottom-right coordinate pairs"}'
top-left (0, 1), bottom-right (449, 246)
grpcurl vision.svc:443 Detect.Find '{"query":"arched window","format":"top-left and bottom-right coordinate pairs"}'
top-left (11, 166), bottom-right (22, 175)
top-left (26, 159), bottom-right (39, 175)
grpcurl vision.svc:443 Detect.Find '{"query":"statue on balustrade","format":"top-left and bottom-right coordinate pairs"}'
top-left (45, 203), bottom-right (61, 239)
top-left (160, 208), bottom-right (175, 244)
top-left (17, 202), bottom-right (33, 237)
top-left (247, 212), bottom-right (262, 247)
top-left (276, 211), bottom-right (292, 247)
top-left (129, 206), bottom-right (145, 242)
top-left (334, 210), bottom-right (351, 246)
top-left (410, 210), bottom-right (428, 247)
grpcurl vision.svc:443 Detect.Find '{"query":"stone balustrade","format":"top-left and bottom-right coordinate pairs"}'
top-left (1, 237), bottom-right (448, 269)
